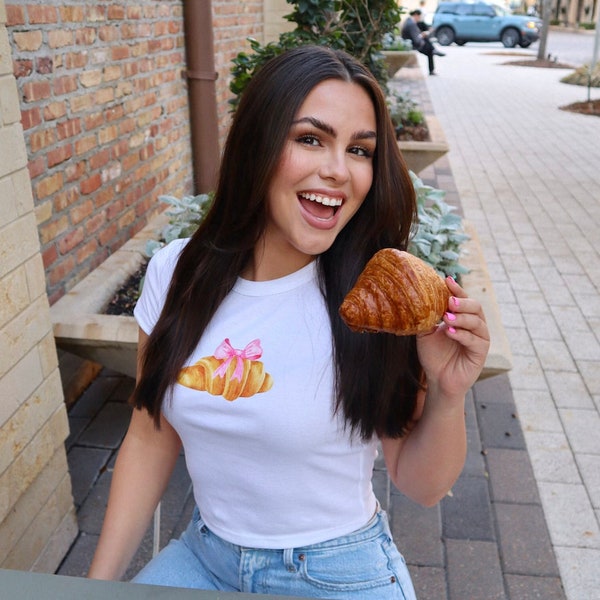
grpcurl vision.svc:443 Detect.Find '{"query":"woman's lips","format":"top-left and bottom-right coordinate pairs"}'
top-left (297, 192), bottom-right (344, 229)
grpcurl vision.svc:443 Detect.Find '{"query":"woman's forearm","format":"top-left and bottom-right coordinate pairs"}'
top-left (381, 388), bottom-right (467, 507)
top-left (87, 410), bottom-right (181, 581)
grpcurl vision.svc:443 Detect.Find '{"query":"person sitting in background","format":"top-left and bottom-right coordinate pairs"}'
top-left (401, 9), bottom-right (445, 76)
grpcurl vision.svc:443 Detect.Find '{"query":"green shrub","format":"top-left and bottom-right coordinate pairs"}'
top-left (146, 192), bottom-right (213, 257)
top-left (560, 63), bottom-right (600, 88)
top-left (229, 0), bottom-right (404, 110)
top-left (145, 175), bottom-right (470, 282)
top-left (408, 172), bottom-right (470, 280)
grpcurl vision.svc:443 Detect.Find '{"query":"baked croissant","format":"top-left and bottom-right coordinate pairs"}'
top-left (178, 355), bottom-right (273, 401)
top-left (339, 249), bottom-right (450, 336)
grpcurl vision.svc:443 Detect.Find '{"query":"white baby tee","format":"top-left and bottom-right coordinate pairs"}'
top-left (134, 239), bottom-right (378, 549)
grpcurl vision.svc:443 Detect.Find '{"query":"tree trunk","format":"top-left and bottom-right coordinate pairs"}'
top-left (537, 0), bottom-right (552, 60)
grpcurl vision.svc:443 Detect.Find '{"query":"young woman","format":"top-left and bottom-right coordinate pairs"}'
top-left (88, 45), bottom-right (489, 598)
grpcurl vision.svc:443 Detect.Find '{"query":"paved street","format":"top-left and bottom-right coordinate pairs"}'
top-left (543, 28), bottom-right (597, 65)
top-left (420, 31), bottom-right (600, 600)
top-left (55, 29), bottom-right (598, 600)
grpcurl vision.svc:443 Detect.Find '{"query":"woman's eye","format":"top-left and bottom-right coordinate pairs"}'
top-left (296, 134), bottom-right (320, 147)
top-left (349, 145), bottom-right (373, 158)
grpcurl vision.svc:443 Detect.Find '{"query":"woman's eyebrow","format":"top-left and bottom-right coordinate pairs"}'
top-left (292, 116), bottom-right (376, 141)
top-left (292, 116), bottom-right (334, 135)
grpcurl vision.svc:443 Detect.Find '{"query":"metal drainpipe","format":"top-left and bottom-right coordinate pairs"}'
top-left (182, 0), bottom-right (220, 194)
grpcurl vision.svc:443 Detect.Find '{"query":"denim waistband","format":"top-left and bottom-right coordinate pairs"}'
top-left (292, 508), bottom-right (389, 552)
top-left (193, 505), bottom-right (389, 553)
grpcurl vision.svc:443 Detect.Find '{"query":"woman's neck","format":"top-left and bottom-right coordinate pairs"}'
top-left (242, 242), bottom-right (315, 282)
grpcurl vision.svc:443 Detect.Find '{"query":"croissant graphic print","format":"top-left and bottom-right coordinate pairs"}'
top-left (177, 338), bottom-right (274, 401)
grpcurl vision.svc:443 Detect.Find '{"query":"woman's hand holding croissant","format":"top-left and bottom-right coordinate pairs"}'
top-left (416, 276), bottom-right (490, 404)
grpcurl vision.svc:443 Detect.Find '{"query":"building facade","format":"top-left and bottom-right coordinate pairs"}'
top-left (1, 0), bottom-right (265, 572)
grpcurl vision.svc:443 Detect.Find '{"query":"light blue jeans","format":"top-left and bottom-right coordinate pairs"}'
top-left (132, 507), bottom-right (417, 599)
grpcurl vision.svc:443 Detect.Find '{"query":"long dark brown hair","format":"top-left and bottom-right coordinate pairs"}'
top-left (132, 45), bottom-right (421, 440)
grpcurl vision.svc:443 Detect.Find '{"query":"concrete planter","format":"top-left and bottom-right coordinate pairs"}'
top-left (51, 213), bottom-right (169, 378)
top-left (398, 115), bottom-right (449, 174)
top-left (51, 216), bottom-right (510, 382)
top-left (381, 50), bottom-right (418, 78)
top-left (460, 221), bottom-right (512, 380)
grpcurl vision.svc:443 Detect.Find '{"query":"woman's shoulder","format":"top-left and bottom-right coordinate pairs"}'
top-left (145, 237), bottom-right (190, 285)
top-left (151, 237), bottom-right (190, 266)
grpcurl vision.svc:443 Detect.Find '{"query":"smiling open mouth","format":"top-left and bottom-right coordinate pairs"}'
top-left (298, 192), bottom-right (342, 220)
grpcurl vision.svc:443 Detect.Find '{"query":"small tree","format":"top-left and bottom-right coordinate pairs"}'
top-left (536, 0), bottom-right (552, 61)
top-left (229, 0), bottom-right (404, 109)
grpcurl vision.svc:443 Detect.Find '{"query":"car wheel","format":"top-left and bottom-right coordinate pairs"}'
top-left (435, 26), bottom-right (455, 46)
top-left (501, 28), bottom-right (520, 48)
top-left (519, 40), bottom-right (531, 48)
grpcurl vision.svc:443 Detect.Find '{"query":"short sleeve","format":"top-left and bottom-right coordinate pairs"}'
top-left (133, 238), bottom-right (189, 334)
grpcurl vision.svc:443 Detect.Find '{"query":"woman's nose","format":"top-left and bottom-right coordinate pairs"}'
top-left (318, 149), bottom-right (350, 183)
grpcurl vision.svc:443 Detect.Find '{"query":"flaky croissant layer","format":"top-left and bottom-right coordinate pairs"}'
top-left (339, 249), bottom-right (450, 336)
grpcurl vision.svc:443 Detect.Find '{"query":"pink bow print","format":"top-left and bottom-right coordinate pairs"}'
top-left (213, 338), bottom-right (263, 381)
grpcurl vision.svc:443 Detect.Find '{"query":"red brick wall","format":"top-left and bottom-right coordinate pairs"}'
top-left (212, 1), bottom-right (263, 136)
top-left (6, 1), bottom-right (264, 304)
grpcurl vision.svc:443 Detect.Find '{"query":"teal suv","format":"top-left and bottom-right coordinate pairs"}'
top-left (432, 2), bottom-right (543, 48)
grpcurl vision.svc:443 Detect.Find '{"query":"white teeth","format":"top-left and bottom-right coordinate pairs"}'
top-left (299, 192), bottom-right (342, 207)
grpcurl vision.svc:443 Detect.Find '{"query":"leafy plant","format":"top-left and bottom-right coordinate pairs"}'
top-left (145, 192), bottom-right (213, 257)
top-left (229, 0), bottom-right (403, 109)
top-left (382, 30), bottom-right (413, 51)
top-left (408, 171), bottom-right (470, 280)
top-left (387, 90), bottom-right (425, 127)
top-left (143, 175), bottom-right (469, 282)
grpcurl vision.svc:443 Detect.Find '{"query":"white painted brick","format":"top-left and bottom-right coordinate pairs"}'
top-left (0, 406), bottom-right (69, 523)
top-left (0, 347), bottom-right (42, 429)
top-left (0, 369), bottom-right (64, 474)
top-left (24, 254), bottom-right (48, 303)
top-left (31, 506), bottom-right (78, 573)
top-left (12, 168), bottom-right (35, 216)
top-left (0, 174), bottom-right (18, 224)
top-left (0, 26), bottom-right (10, 76)
top-left (0, 448), bottom-right (70, 565)
top-left (0, 213), bottom-right (41, 280)
top-left (0, 295), bottom-right (53, 378)
top-left (0, 75), bottom-right (21, 125)
top-left (0, 123), bottom-right (28, 178)
top-left (0, 265), bottom-right (29, 329)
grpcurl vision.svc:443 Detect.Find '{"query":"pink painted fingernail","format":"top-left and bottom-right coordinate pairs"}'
top-left (452, 296), bottom-right (460, 308)
top-left (448, 326), bottom-right (457, 334)
top-left (445, 312), bottom-right (456, 321)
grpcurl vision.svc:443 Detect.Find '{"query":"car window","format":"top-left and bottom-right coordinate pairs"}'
top-left (472, 3), bottom-right (496, 16)
top-left (436, 4), bottom-right (456, 14)
top-left (456, 3), bottom-right (473, 15)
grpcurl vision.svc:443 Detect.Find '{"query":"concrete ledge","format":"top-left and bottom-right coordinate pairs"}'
top-left (0, 569), bottom-right (305, 599)
top-left (382, 50), bottom-right (419, 78)
top-left (50, 215), bottom-right (510, 382)
top-left (461, 221), bottom-right (513, 380)
top-left (398, 115), bottom-right (450, 174)
top-left (50, 213), bottom-right (169, 379)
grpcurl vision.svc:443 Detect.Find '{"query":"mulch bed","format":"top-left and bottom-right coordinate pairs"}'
top-left (503, 58), bottom-right (575, 69)
top-left (559, 99), bottom-right (600, 116)
top-left (105, 262), bottom-right (147, 316)
top-left (498, 57), bottom-right (600, 116)
top-left (396, 123), bottom-right (430, 141)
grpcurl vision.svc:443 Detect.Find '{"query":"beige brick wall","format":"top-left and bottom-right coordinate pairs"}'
top-left (0, 0), bottom-right (77, 572)
top-left (263, 0), bottom-right (294, 42)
